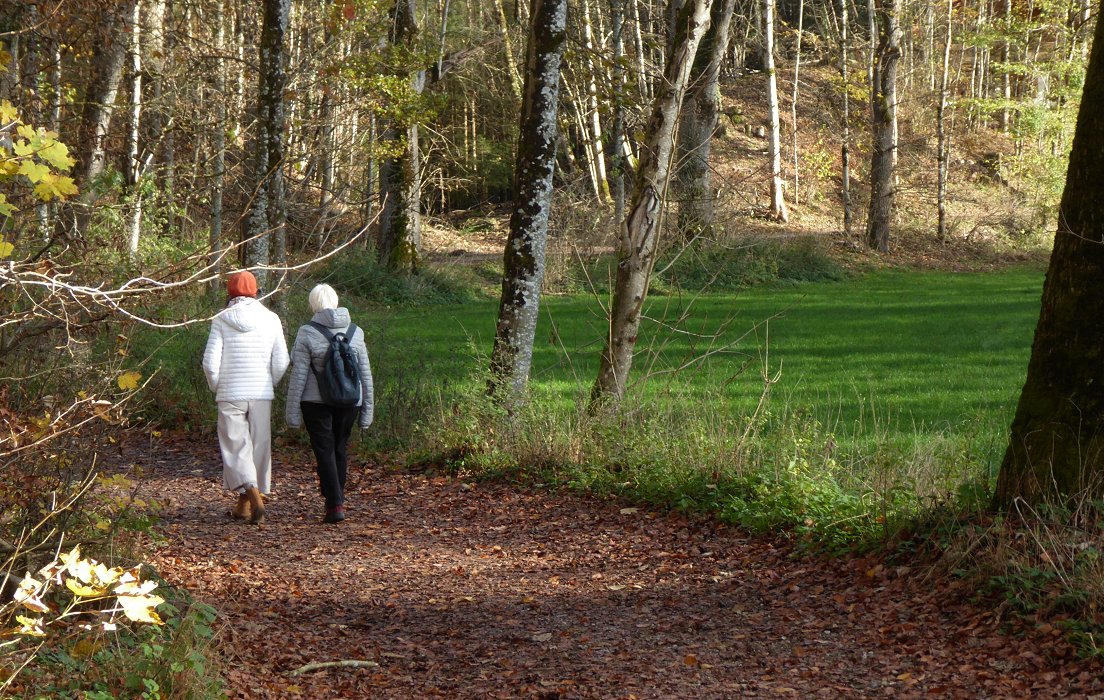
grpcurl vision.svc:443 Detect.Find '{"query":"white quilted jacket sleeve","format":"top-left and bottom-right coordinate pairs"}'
top-left (201, 301), bottom-right (289, 402)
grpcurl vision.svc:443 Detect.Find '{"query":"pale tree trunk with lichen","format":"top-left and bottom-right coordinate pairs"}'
top-left (489, 0), bottom-right (568, 407)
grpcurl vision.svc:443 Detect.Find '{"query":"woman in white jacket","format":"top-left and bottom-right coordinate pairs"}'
top-left (202, 270), bottom-right (290, 524)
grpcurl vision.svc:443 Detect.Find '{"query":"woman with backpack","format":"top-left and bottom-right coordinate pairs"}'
top-left (285, 283), bottom-right (374, 523)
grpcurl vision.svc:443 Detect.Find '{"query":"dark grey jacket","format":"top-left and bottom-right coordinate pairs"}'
top-left (285, 307), bottom-right (374, 429)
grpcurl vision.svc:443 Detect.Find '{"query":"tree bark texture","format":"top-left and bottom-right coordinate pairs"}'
top-left (243, 0), bottom-right (290, 289)
top-left (994, 14), bottom-right (1104, 507)
top-left (936, 0), bottom-right (953, 243)
top-left (489, 0), bottom-right (568, 406)
top-left (865, 0), bottom-right (900, 253)
top-left (765, 0), bottom-right (788, 222)
top-left (72, 0), bottom-right (132, 236)
top-left (675, 0), bottom-right (737, 238)
top-left (838, 0), bottom-right (852, 235)
top-left (591, 0), bottom-right (712, 405)
top-left (378, 0), bottom-right (424, 273)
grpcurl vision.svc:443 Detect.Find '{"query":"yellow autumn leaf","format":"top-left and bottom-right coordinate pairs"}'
top-left (38, 139), bottom-right (75, 171)
top-left (17, 159), bottom-right (50, 183)
top-left (0, 97), bottom-right (18, 124)
top-left (117, 371), bottom-right (142, 391)
top-left (116, 593), bottom-right (165, 624)
top-left (0, 240), bottom-right (13, 258)
top-left (66, 578), bottom-right (106, 598)
top-left (14, 615), bottom-right (46, 637)
top-left (33, 172), bottom-right (78, 201)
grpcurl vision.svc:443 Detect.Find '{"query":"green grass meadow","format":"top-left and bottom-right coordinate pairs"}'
top-left (369, 268), bottom-right (1042, 445)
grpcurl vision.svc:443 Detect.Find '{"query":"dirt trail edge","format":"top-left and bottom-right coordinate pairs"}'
top-left (129, 435), bottom-right (1100, 699)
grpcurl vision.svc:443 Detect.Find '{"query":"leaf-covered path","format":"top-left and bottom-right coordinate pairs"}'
top-left (135, 436), bottom-right (1100, 698)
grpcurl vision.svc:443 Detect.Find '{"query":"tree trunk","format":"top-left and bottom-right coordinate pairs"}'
top-left (73, 0), bottom-right (132, 236)
top-left (865, 0), bottom-right (900, 253)
top-left (581, 0), bottom-right (611, 203)
top-left (126, 0), bottom-right (144, 257)
top-left (489, 0), bottom-right (568, 406)
top-left (838, 0), bottom-right (852, 235)
top-left (377, 0), bottom-right (424, 273)
top-left (591, 0), bottom-right (713, 405)
top-left (790, 0), bottom-right (804, 205)
top-left (211, 0), bottom-right (227, 292)
top-left (994, 13), bottom-right (1104, 507)
top-left (243, 0), bottom-right (290, 290)
top-left (675, 0), bottom-right (737, 237)
top-left (936, 0), bottom-right (953, 243)
top-left (610, 0), bottom-right (627, 224)
top-left (765, 0), bottom-right (788, 222)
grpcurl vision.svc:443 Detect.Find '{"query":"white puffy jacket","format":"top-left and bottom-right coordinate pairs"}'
top-left (202, 297), bottom-right (290, 402)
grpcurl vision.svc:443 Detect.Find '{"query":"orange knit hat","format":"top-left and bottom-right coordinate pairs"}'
top-left (227, 270), bottom-right (258, 298)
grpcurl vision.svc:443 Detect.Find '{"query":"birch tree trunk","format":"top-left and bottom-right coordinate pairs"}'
top-left (675, 0), bottom-right (737, 236)
top-left (765, 0), bottom-right (788, 222)
top-left (994, 14), bottom-right (1104, 507)
top-left (865, 0), bottom-right (900, 253)
top-left (791, 0), bottom-right (804, 205)
top-left (936, 0), bottom-right (953, 242)
top-left (243, 0), bottom-right (290, 290)
top-left (591, 0), bottom-right (713, 405)
top-left (126, 0), bottom-right (144, 257)
top-left (838, 0), bottom-right (852, 235)
top-left (489, 0), bottom-right (568, 406)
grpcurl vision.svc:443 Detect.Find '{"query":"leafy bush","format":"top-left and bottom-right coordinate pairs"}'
top-left (553, 236), bottom-right (846, 295)
top-left (659, 237), bottom-right (846, 291)
top-left (315, 247), bottom-right (480, 307)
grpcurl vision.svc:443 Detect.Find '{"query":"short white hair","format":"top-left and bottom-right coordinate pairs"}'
top-left (309, 284), bottom-right (339, 313)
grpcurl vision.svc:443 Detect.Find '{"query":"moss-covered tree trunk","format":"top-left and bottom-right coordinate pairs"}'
top-left (866, 0), bottom-right (900, 253)
top-left (993, 14), bottom-right (1104, 508)
top-left (377, 0), bottom-right (423, 274)
top-left (591, 0), bottom-right (712, 405)
top-left (488, 0), bottom-right (568, 407)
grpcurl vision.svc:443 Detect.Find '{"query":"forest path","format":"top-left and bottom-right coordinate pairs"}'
top-left (133, 435), bottom-right (1099, 699)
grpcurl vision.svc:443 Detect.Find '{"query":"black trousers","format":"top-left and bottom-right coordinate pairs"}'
top-left (301, 402), bottom-right (360, 509)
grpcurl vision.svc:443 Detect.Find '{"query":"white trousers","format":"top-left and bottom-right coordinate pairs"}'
top-left (216, 400), bottom-right (272, 494)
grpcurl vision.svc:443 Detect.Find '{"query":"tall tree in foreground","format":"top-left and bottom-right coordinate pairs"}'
top-left (865, 0), bottom-right (900, 252)
top-left (591, 0), bottom-right (712, 405)
top-left (488, 0), bottom-right (568, 406)
top-left (242, 0), bottom-right (290, 290)
top-left (764, 0), bottom-right (788, 222)
top-left (993, 13), bottom-right (1104, 508)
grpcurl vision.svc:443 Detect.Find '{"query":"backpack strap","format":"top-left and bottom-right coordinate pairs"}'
top-left (308, 321), bottom-right (335, 341)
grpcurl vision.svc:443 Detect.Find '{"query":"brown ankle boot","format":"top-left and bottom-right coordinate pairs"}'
top-left (246, 487), bottom-right (265, 525)
top-left (231, 493), bottom-right (252, 520)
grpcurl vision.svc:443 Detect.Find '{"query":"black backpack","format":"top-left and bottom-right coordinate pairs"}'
top-left (308, 321), bottom-right (361, 407)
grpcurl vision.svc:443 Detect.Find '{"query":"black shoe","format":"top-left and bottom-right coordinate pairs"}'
top-left (323, 505), bottom-right (345, 524)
